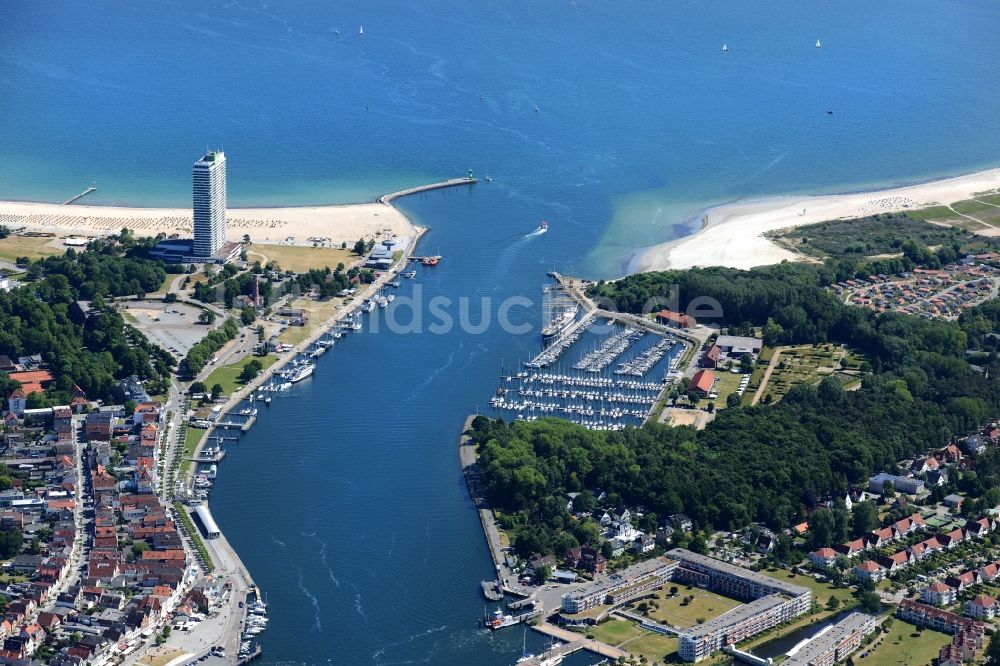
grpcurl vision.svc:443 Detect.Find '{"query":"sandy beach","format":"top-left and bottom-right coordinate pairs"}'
top-left (0, 199), bottom-right (414, 247)
top-left (632, 168), bottom-right (1000, 273)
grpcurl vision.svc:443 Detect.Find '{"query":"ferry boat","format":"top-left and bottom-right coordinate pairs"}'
top-left (287, 363), bottom-right (315, 383)
top-left (540, 304), bottom-right (579, 340)
top-left (487, 608), bottom-right (517, 630)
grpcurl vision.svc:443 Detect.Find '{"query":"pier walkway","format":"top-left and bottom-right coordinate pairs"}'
top-left (378, 176), bottom-right (476, 204)
top-left (525, 624), bottom-right (627, 664)
top-left (62, 186), bottom-right (96, 205)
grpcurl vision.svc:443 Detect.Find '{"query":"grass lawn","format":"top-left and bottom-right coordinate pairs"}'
top-left (859, 620), bottom-right (949, 666)
top-left (646, 586), bottom-right (742, 628)
top-left (278, 324), bottom-right (313, 346)
top-left (0, 236), bottom-right (67, 263)
top-left (152, 272), bottom-right (183, 295)
top-left (762, 568), bottom-right (855, 607)
top-left (178, 425), bottom-right (207, 476)
top-left (711, 371), bottom-right (748, 409)
top-left (203, 354), bottom-right (278, 395)
top-left (621, 632), bottom-right (678, 664)
top-left (757, 344), bottom-right (863, 404)
top-left (588, 619), bottom-right (646, 645)
top-left (247, 244), bottom-right (359, 273)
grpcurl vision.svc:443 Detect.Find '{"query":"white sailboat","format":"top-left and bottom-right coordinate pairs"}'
top-left (358, 25), bottom-right (364, 37)
top-left (815, 39), bottom-right (822, 48)
top-left (722, 43), bottom-right (728, 52)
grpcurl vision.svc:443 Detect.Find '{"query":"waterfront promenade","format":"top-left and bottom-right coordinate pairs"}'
top-left (459, 414), bottom-right (531, 596)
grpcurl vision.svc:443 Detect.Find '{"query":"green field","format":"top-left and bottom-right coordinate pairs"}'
top-left (646, 586), bottom-right (742, 628)
top-left (588, 619), bottom-right (646, 645)
top-left (203, 354), bottom-right (278, 395)
top-left (620, 632), bottom-right (678, 664)
top-left (178, 425), bottom-right (207, 476)
top-left (586, 620), bottom-right (678, 665)
top-left (858, 620), bottom-right (950, 666)
top-left (711, 371), bottom-right (749, 410)
top-left (0, 235), bottom-right (67, 263)
top-left (758, 344), bottom-right (863, 404)
top-left (246, 244), bottom-right (358, 273)
top-left (762, 567), bottom-right (855, 607)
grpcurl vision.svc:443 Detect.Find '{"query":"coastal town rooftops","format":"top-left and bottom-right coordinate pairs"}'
top-left (680, 594), bottom-right (787, 640)
top-left (782, 613), bottom-right (876, 666)
top-left (667, 548), bottom-right (811, 598)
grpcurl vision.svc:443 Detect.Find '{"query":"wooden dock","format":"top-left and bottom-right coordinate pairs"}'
top-left (378, 176), bottom-right (476, 205)
top-left (62, 186), bottom-right (96, 205)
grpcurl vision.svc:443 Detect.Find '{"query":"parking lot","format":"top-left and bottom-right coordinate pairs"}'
top-left (122, 300), bottom-right (219, 357)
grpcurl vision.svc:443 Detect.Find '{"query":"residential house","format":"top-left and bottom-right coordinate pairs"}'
top-left (922, 582), bottom-right (956, 606)
top-left (853, 560), bottom-right (884, 583)
top-left (700, 346), bottom-right (722, 368)
top-left (966, 595), bottom-right (997, 620)
top-left (835, 539), bottom-right (866, 558)
top-left (6, 389), bottom-right (26, 417)
top-left (808, 548), bottom-right (838, 569)
top-left (943, 494), bottom-right (965, 509)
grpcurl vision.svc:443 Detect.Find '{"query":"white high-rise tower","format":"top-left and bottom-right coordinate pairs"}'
top-left (192, 150), bottom-right (227, 257)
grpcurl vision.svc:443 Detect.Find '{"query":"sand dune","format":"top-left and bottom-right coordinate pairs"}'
top-left (632, 168), bottom-right (1000, 273)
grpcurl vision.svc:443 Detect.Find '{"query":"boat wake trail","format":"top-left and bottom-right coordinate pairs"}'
top-left (407, 346), bottom-right (458, 400)
top-left (305, 534), bottom-right (340, 587)
top-left (371, 624), bottom-right (448, 666)
top-left (294, 566), bottom-right (322, 632)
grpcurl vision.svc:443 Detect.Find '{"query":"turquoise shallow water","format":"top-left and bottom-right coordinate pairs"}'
top-left (2, 1), bottom-right (999, 663)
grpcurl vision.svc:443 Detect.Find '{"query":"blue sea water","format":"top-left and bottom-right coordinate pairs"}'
top-left (2, 0), bottom-right (999, 663)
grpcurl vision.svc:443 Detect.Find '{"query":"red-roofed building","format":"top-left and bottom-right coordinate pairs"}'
top-left (922, 582), bottom-right (956, 606)
top-left (700, 345), bottom-right (722, 368)
top-left (688, 370), bottom-right (716, 397)
top-left (656, 310), bottom-right (696, 329)
top-left (809, 548), bottom-right (837, 569)
top-left (854, 560), bottom-right (884, 582)
top-left (966, 595), bottom-right (997, 620)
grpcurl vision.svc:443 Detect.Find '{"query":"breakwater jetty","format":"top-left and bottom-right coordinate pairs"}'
top-left (378, 176), bottom-right (476, 204)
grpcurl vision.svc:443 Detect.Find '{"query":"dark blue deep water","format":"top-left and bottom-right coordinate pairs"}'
top-left (3, 1), bottom-right (1000, 663)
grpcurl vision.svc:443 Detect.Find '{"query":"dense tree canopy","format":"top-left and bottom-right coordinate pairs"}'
top-left (0, 247), bottom-right (174, 403)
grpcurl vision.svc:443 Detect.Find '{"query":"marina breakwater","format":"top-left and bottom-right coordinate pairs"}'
top-left (377, 176), bottom-right (477, 205)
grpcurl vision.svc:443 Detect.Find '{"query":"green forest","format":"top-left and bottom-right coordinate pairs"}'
top-left (0, 240), bottom-right (174, 405)
top-left (473, 261), bottom-right (1000, 557)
